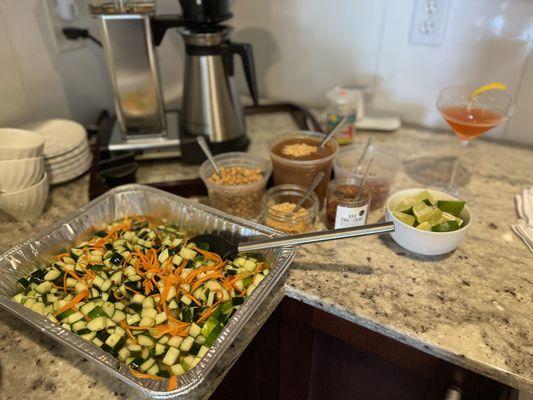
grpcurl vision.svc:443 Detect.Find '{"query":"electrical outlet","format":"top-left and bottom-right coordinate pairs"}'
top-left (409, 0), bottom-right (450, 46)
top-left (43, 0), bottom-right (85, 53)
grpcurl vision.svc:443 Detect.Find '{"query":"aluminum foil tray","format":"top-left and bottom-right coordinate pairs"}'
top-left (0, 184), bottom-right (295, 398)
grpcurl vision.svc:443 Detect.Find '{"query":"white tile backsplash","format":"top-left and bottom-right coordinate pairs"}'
top-left (0, 0), bottom-right (531, 144)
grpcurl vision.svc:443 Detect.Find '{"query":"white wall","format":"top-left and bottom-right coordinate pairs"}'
top-left (0, 0), bottom-right (532, 145)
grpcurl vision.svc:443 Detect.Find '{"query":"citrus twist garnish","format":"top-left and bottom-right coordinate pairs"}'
top-left (468, 82), bottom-right (507, 101)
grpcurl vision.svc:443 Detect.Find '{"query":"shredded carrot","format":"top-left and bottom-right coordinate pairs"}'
top-left (53, 290), bottom-right (89, 316)
top-left (129, 368), bottom-right (163, 380)
top-left (192, 246), bottom-right (223, 263)
top-left (125, 285), bottom-right (142, 295)
top-left (63, 269), bottom-right (83, 282)
top-left (119, 320), bottom-right (137, 342)
top-left (183, 291), bottom-right (201, 306)
top-left (190, 272), bottom-right (225, 292)
top-left (173, 258), bottom-right (188, 277)
top-left (185, 265), bottom-right (222, 284)
top-left (55, 252), bottom-right (70, 260)
top-left (167, 375), bottom-right (178, 391)
top-left (196, 301), bottom-right (221, 324)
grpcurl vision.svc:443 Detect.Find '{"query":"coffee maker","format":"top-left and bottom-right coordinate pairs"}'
top-left (90, 0), bottom-right (258, 163)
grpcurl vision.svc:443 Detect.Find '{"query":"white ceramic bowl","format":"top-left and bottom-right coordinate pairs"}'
top-left (386, 188), bottom-right (471, 256)
top-left (0, 173), bottom-right (49, 221)
top-left (0, 157), bottom-right (44, 192)
top-left (0, 128), bottom-right (44, 160)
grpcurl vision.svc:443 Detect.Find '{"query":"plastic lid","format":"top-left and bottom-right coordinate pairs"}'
top-left (326, 87), bottom-right (362, 105)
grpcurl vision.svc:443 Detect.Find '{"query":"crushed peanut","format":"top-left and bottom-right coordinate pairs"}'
top-left (281, 143), bottom-right (318, 158)
top-left (264, 202), bottom-right (313, 234)
top-left (208, 166), bottom-right (263, 185)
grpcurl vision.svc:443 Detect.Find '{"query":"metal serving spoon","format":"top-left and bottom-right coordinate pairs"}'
top-left (190, 221), bottom-right (394, 260)
top-left (292, 171), bottom-right (325, 212)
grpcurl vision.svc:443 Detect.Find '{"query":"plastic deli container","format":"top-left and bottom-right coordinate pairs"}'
top-left (0, 184), bottom-right (295, 399)
top-left (199, 152), bottom-right (272, 219)
top-left (333, 144), bottom-right (400, 211)
top-left (261, 184), bottom-right (319, 234)
top-left (269, 131), bottom-right (338, 208)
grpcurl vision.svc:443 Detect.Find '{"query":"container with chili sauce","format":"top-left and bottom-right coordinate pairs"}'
top-left (326, 177), bottom-right (371, 229)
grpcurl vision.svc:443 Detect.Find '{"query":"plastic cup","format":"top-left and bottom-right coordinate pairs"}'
top-left (332, 144), bottom-right (400, 210)
top-left (269, 131), bottom-right (338, 207)
top-left (199, 152), bottom-right (272, 219)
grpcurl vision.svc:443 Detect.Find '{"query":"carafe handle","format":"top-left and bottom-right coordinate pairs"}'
top-left (228, 42), bottom-right (259, 106)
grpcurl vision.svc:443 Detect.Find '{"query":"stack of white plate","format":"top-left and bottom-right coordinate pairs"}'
top-left (22, 119), bottom-right (92, 185)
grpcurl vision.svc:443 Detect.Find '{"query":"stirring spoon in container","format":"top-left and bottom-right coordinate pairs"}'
top-left (353, 138), bottom-right (372, 174)
top-left (319, 115), bottom-right (349, 148)
top-left (355, 158), bottom-right (374, 203)
top-left (292, 171), bottom-right (325, 212)
top-left (197, 136), bottom-right (221, 177)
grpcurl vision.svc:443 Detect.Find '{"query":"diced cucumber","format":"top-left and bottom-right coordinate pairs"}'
top-left (92, 337), bottom-right (103, 347)
top-left (137, 335), bottom-right (155, 347)
top-left (181, 355), bottom-right (196, 371)
top-left (44, 269), bottom-right (61, 281)
top-left (154, 343), bottom-right (166, 356)
top-left (81, 331), bottom-right (96, 341)
top-left (147, 364), bottom-right (159, 376)
top-left (180, 295), bottom-right (192, 306)
top-left (142, 296), bottom-right (155, 309)
top-left (105, 333), bottom-right (123, 349)
top-left (141, 307), bottom-right (157, 319)
top-left (171, 255), bottom-right (183, 266)
top-left (72, 320), bottom-right (87, 332)
top-left (180, 336), bottom-right (194, 352)
top-left (67, 311), bottom-right (85, 324)
top-left (243, 260), bottom-right (256, 272)
top-left (80, 302), bottom-right (96, 315)
top-left (139, 317), bottom-right (155, 327)
top-left (197, 345), bottom-right (209, 358)
top-left (158, 249), bottom-right (169, 263)
top-left (131, 293), bottom-right (145, 304)
top-left (140, 358), bottom-right (156, 373)
top-left (111, 310), bottom-right (126, 323)
top-left (179, 247), bottom-right (197, 260)
top-left (87, 316), bottom-right (107, 331)
top-left (170, 363), bottom-right (186, 376)
top-left (162, 347), bottom-right (180, 366)
top-left (118, 347), bottom-right (130, 361)
top-left (167, 336), bottom-right (183, 348)
top-left (102, 302), bottom-right (115, 318)
top-left (155, 311), bottom-right (167, 325)
top-left (189, 323), bottom-right (201, 338)
top-left (126, 314), bottom-right (141, 325)
top-left (35, 281), bottom-right (52, 294)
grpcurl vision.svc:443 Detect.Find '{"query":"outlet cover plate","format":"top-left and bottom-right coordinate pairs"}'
top-left (409, 0), bottom-right (450, 46)
top-left (43, 0), bottom-right (85, 53)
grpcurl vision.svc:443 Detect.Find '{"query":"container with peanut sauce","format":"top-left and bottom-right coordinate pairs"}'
top-left (269, 132), bottom-right (338, 208)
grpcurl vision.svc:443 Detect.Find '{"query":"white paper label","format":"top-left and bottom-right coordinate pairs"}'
top-left (334, 204), bottom-right (368, 229)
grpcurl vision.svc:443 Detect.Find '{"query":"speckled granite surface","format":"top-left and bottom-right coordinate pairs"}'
top-left (0, 113), bottom-right (532, 399)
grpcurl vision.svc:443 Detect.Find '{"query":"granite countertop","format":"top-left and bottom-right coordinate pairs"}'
top-left (0, 113), bottom-right (532, 399)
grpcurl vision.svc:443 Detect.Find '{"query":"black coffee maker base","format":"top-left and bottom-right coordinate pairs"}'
top-left (179, 133), bottom-right (250, 164)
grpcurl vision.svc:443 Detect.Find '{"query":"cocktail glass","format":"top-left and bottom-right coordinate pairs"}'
top-left (436, 85), bottom-right (514, 195)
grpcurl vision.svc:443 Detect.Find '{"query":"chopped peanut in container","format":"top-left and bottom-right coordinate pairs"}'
top-left (208, 166), bottom-right (263, 185)
top-left (264, 202), bottom-right (312, 234)
top-left (281, 143), bottom-right (318, 158)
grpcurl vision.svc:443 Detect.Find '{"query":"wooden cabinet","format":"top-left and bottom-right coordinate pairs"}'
top-left (212, 298), bottom-right (517, 400)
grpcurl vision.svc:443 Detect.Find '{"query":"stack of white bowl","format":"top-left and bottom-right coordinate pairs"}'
top-left (0, 129), bottom-right (49, 221)
top-left (22, 119), bottom-right (92, 185)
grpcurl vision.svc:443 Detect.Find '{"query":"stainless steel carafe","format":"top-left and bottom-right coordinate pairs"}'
top-left (179, 26), bottom-right (258, 163)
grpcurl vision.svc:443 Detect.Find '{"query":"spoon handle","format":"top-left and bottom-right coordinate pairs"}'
top-left (196, 136), bottom-right (221, 176)
top-left (319, 115), bottom-right (348, 148)
top-left (292, 171), bottom-right (325, 212)
top-left (238, 221), bottom-right (394, 253)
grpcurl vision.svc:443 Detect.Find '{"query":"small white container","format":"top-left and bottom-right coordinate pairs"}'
top-left (385, 188), bottom-right (471, 256)
top-left (0, 173), bottom-right (49, 221)
top-left (0, 157), bottom-right (44, 192)
top-left (0, 129), bottom-right (44, 160)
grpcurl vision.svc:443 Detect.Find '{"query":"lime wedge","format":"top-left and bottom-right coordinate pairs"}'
top-left (416, 221), bottom-right (432, 231)
top-left (414, 190), bottom-right (436, 206)
top-left (392, 211), bottom-right (415, 226)
top-left (442, 211), bottom-right (463, 227)
top-left (394, 197), bottom-right (417, 214)
top-left (431, 220), bottom-right (460, 232)
top-left (469, 82), bottom-right (507, 101)
top-left (437, 200), bottom-right (465, 217)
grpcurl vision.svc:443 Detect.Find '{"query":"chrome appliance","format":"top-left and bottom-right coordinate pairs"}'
top-left (89, 0), bottom-right (258, 162)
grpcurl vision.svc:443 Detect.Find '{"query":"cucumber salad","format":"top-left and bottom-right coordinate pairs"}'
top-left (11, 216), bottom-right (269, 391)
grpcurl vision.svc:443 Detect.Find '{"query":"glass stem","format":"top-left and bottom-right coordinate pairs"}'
top-left (448, 157), bottom-right (460, 191)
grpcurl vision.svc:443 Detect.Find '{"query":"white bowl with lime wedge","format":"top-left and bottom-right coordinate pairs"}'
top-left (386, 188), bottom-right (471, 256)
